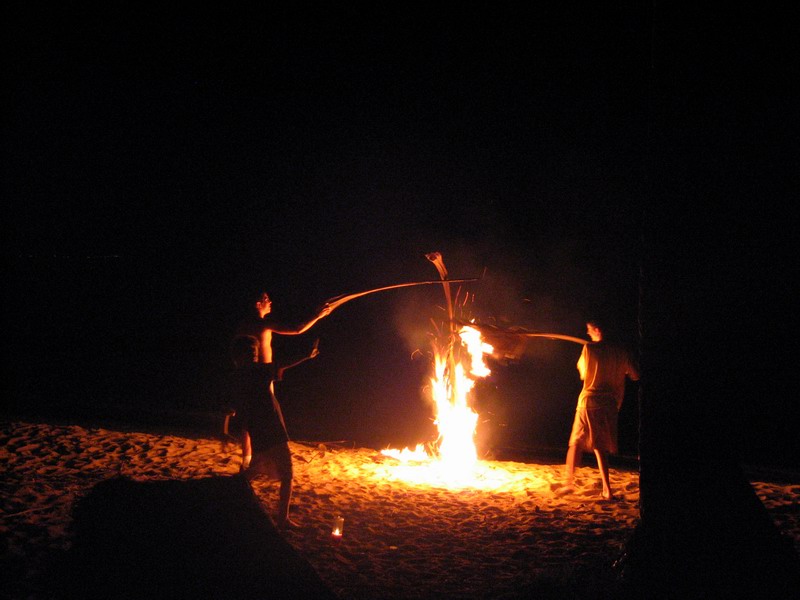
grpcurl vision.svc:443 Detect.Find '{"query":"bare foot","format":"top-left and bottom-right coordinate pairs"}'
top-left (601, 491), bottom-right (617, 501)
top-left (276, 517), bottom-right (301, 530)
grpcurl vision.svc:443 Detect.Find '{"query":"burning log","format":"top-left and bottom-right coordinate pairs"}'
top-left (377, 253), bottom-right (491, 480)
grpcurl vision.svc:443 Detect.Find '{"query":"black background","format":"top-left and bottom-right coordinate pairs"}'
top-left (5, 4), bottom-right (797, 466)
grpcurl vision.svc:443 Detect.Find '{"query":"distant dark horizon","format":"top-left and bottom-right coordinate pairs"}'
top-left (6, 5), bottom-right (798, 469)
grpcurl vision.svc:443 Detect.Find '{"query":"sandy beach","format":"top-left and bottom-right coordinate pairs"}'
top-left (2, 420), bottom-right (798, 599)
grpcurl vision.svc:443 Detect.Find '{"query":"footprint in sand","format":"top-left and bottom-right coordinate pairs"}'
top-left (553, 485), bottom-right (575, 497)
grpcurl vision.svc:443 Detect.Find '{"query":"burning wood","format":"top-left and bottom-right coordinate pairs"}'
top-left (379, 254), bottom-right (496, 487)
top-left (325, 254), bottom-right (585, 490)
top-left (373, 254), bottom-right (593, 490)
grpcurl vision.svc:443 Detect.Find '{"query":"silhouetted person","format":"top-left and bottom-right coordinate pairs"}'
top-left (228, 335), bottom-right (320, 529)
top-left (562, 319), bottom-right (639, 500)
top-left (234, 290), bottom-right (331, 467)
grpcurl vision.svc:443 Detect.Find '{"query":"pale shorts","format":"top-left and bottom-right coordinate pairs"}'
top-left (568, 396), bottom-right (618, 454)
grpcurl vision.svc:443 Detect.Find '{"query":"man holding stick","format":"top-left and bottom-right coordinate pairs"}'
top-left (234, 291), bottom-right (331, 478)
top-left (562, 318), bottom-right (639, 500)
top-left (228, 334), bottom-right (320, 529)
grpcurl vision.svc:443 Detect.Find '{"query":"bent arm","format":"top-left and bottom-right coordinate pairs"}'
top-left (276, 340), bottom-right (320, 380)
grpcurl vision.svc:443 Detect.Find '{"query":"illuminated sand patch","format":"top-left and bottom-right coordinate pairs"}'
top-left (4, 422), bottom-right (798, 600)
top-left (365, 455), bottom-right (549, 492)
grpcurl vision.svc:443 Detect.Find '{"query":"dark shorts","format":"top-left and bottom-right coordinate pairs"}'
top-left (244, 442), bottom-right (293, 481)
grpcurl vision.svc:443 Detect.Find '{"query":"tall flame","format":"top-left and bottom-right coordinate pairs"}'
top-left (381, 325), bottom-right (493, 484)
top-left (377, 252), bottom-right (542, 489)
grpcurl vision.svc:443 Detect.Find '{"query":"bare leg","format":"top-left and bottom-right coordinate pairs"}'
top-left (593, 449), bottom-right (613, 499)
top-left (240, 430), bottom-right (252, 470)
top-left (564, 444), bottom-right (580, 488)
top-left (276, 477), bottom-right (298, 529)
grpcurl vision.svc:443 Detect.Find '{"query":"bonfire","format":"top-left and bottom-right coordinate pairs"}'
top-left (376, 253), bottom-right (545, 491)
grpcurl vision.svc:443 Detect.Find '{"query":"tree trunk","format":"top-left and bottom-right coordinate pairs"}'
top-left (616, 5), bottom-right (800, 597)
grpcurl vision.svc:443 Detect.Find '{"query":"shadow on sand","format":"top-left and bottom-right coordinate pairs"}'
top-left (53, 474), bottom-right (336, 600)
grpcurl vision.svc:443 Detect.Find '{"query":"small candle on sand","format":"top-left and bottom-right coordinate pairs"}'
top-left (331, 515), bottom-right (344, 541)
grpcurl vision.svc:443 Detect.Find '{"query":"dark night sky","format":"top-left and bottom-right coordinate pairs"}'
top-left (5, 5), bottom-right (798, 464)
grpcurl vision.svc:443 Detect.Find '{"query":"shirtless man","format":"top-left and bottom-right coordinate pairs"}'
top-left (234, 291), bottom-right (331, 471)
top-left (229, 335), bottom-right (317, 528)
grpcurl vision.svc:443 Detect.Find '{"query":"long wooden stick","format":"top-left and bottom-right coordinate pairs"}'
top-left (425, 252), bottom-right (459, 400)
top-left (325, 277), bottom-right (480, 312)
top-left (518, 333), bottom-right (588, 345)
top-left (457, 321), bottom-right (588, 345)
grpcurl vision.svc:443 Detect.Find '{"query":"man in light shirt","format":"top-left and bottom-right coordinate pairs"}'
top-left (563, 319), bottom-right (639, 500)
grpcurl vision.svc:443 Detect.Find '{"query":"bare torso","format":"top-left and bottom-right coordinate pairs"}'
top-left (259, 329), bottom-right (273, 363)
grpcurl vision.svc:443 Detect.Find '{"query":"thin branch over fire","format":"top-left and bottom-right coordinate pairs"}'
top-left (324, 277), bottom-right (480, 313)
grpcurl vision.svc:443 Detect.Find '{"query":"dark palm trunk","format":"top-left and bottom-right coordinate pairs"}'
top-left (616, 5), bottom-right (800, 597)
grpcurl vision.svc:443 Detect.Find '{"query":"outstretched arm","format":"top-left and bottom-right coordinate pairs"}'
top-left (264, 303), bottom-right (332, 335)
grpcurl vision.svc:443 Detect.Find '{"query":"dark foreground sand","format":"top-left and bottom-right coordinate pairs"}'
top-left (2, 421), bottom-right (798, 599)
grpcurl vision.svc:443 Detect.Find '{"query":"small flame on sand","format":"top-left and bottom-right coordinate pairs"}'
top-left (379, 325), bottom-right (533, 490)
